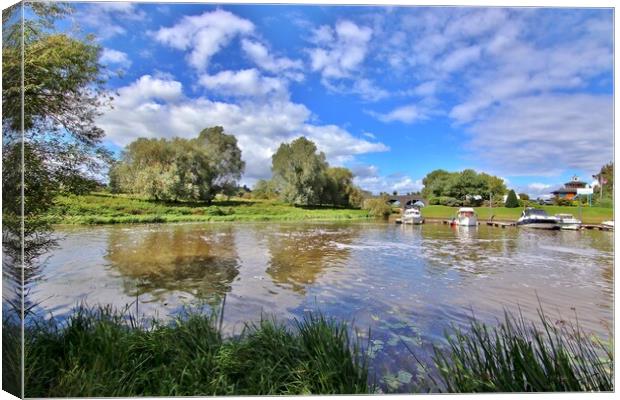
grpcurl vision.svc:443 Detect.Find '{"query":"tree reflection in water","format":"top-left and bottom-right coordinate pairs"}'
top-left (265, 225), bottom-right (358, 294)
top-left (105, 226), bottom-right (240, 307)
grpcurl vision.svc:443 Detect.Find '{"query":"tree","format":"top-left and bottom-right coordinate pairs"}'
top-left (110, 127), bottom-right (245, 204)
top-left (594, 162), bottom-right (614, 199)
top-left (2, 3), bottom-right (111, 309)
top-left (193, 127), bottom-right (245, 203)
top-left (481, 173), bottom-right (507, 198)
top-left (253, 179), bottom-right (279, 199)
top-left (505, 190), bottom-right (520, 208)
top-left (445, 169), bottom-right (488, 200)
top-left (3, 3), bottom-right (112, 188)
top-left (271, 137), bottom-right (328, 205)
top-left (322, 167), bottom-right (357, 207)
top-left (518, 193), bottom-right (530, 201)
top-left (422, 169), bottom-right (455, 198)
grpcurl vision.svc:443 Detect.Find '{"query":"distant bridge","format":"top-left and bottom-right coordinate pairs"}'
top-left (382, 194), bottom-right (427, 207)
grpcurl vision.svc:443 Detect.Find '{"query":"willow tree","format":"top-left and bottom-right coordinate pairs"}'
top-left (271, 137), bottom-right (328, 205)
top-left (2, 3), bottom-right (110, 285)
top-left (110, 127), bottom-right (245, 204)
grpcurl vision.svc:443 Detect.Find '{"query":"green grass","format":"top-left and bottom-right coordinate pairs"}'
top-left (6, 304), bottom-right (612, 396)
top-left (420, 205), bottom-right (613, 224)
top-left (45, 192), bottom-right (371, 225)
top-left (17, 306), bottom-right (369, 397)
top-left (429, 307), bottom-right (613, 392)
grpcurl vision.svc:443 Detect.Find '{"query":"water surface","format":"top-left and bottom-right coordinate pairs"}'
top-left (29, 221), bottom-right (614, 391)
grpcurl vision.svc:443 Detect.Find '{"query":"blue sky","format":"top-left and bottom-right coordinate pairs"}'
top-left (71, 3), bottom-right (613, 196)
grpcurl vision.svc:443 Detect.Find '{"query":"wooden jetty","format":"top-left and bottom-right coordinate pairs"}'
top-left (581, 224), bottom-right (613, 231)
top-left (486, 221), bottom-right (516, 228)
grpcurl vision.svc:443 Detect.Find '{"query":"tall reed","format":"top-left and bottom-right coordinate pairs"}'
top-left (430, 308), bottom-right (613, 392)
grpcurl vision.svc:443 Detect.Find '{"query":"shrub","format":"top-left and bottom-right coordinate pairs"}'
top-left (362, 196), bottom-right (392, 218)
top-left (554, 197), bottom-right (573, 207)
top-left (505, 190), bottom-right (519, 208)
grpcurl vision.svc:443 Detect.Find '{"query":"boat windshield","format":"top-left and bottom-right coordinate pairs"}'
top-left (458, 211), bottom-right (474, 217)
top-left (524, 208), bottom-right (548, 217)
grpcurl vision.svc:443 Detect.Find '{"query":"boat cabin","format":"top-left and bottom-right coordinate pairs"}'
top-left (457, 207), bottom-right (476, 217)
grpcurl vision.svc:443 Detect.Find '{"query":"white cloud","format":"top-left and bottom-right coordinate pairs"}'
top-left (153, 9), bottom-right (254, 71)
top-left (77, 3), bottom-right (146, 40)
top-left (372, 8), bottom-right (611, 128)
top-left (440, 45), bottom-right (481, 72)
top-left (308, 20), bottom-right (372, 79)
top-left (99, 75), bottom-right (388, 182)
top-left (368, 104), bottom-right (427, 124)
top-left (100, 48), bottom-right (131, 68)
top-left (198, 69), bottom-right (288, 98)
top-left (466, 94), bottom-right (613, 176)
top-left (361, 132), bottom-right (376, 139)
top-left (351, 164), bottom-right (423, 194)
top-left (241, 39), bottom-right (303, 80)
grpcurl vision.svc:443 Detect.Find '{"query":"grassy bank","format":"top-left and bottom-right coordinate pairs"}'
top-left (46, 192), bottom-right (371, 224)
top-left (420, 205), bottom-right (613, 224)
top-left (5, 305), bottom-right (612, 396)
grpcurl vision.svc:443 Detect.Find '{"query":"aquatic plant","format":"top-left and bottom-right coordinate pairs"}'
top-left (18, 305), bottom-right (369, 397)
top-left (429, 308), bottom-right (613, 392)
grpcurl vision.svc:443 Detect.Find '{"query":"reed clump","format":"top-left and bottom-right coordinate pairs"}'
top-left (4, 303), bottom-right (612, 396)
top-left (15, 306), bottom-right (368, 397)
top-left (430, 308), bottom-right (613, 392)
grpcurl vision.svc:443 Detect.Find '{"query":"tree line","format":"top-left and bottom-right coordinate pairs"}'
top-left (109, 127), bottom-right (244, 204)
top-left (110, 134), bottom-right (365, 208)
top-left (421, 169), bottom-right (508, 207)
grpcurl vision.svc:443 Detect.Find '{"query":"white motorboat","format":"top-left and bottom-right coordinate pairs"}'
top-left (402, 207), bottom-right (424, 224)
top-left (555, 213), bottom-right (582, 230)
top-left (453, 207), bottom-right (477, 226)
top-left (517, 207), bottom-right (559, 230)
top-left (601, 220), bottom-right (614, 229)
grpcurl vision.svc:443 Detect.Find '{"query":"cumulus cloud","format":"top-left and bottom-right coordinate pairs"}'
top-left (77, 2), bottom-right (146, 40)
top-left (241, 39), bottom-right (303, 80)
top-left (153, 9), bottom-right (254, 71)
top-left (198, 69), bottom-right (288, 98)
top-left (351, 164), bottom-right (423, 194)
top-left (100, 48), bottom-right (132, 68)
top-left (308, 20), bottom-right (373, 79)
top-left (368, 104), bottom-right (427, 124)
top-left (98, 75), bottom-right (388, 183)
top-left (466, 94), bottom-right (613, 176)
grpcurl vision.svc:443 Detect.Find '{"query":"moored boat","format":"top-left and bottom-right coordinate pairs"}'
top-left (402, 207), bottom-right (424, 224)
top-left (555, 213), bottom-right (582, 230)
top-left (454, 207), bottom-right (477, 226)
top-left (517, 207), bottom-right (559, 230)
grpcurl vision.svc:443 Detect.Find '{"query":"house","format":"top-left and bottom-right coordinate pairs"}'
top-left (551, 176), bottom-right (587, 200)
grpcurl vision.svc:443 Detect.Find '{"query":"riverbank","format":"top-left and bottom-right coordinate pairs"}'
top-left (46, 193), bottom-right (370, 224)
top-left (6, 305), bottom-right (612, 396)
top-left (46, 193), bottom-right (613, 225)
top-left (418, 205), bottom-right (612, 224)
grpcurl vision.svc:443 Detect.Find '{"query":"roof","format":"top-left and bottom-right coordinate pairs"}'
top-left (458, 207), bottom-right (475, 212)
top-left (551, 187), bottom-right (578, 194)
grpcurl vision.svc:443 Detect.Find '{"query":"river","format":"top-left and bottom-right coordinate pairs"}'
top-left (27, 221), bottom-right (614, 391)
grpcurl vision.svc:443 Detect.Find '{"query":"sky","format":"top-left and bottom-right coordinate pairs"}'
top-left (68, 2), bottom-right (613, 197)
